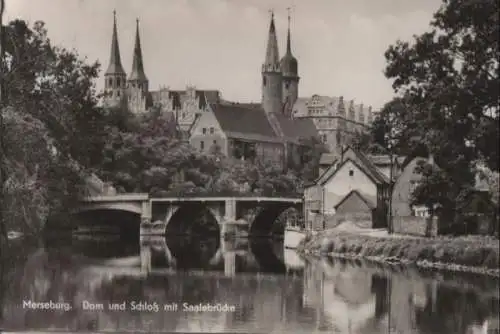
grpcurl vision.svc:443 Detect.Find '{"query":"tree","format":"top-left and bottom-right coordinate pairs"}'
top-left (291, 136), bottom-right (329, 182)
top-left (384, 0), bottom-right (499, 232)
top-left (1, 19), bottom-right (106, 237)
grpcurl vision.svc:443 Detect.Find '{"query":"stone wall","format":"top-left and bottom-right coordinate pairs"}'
top-left (323, 212), bottom-right (373, 230)
top-left (392, 216), bottom-right (438, 237)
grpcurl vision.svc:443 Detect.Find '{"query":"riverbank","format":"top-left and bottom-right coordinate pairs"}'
top-left (297, 229), bottom-right (500, 277)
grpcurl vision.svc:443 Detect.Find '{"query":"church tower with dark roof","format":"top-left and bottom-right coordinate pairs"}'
top-left (127, 19), bottom-right (149, 113)
top-left (280, 11), bottom-right (299, 117)
top-left (104, 10), bottom-right (127, 108)
top-left (261, 12), bottom-right (283, 115)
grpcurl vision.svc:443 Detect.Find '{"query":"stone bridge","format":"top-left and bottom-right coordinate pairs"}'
top-left (75, 193), bottom-right (303, 237)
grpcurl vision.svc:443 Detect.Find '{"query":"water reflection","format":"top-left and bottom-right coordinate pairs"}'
top-left (0, 235), bottom-right (498, 333)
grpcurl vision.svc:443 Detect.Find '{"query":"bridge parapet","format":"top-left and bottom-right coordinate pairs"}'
top-left (151, 196), bottom-right (302, 203)
top-left (82, 193), bottom-right (150, 202)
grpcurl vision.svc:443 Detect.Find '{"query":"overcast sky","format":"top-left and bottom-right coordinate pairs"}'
top-left (4, 0), bottom-right (441, 109)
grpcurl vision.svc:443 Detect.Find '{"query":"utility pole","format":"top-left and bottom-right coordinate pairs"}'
top-left (0, 0), bottom-right (6, 243)
top-left (388, 141), bottom-right (394, 234)
top-left (385, 113), bottom-right (394, 234)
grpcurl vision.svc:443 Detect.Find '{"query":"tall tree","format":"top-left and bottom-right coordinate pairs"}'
top-left (1, 19), bottom-right (105, 236)
top-left (384, 0), bottom-right (499, 230)
top-left (2, 20), bottom-right (105, 170)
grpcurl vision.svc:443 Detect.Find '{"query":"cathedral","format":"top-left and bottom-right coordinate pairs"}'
top-left (102, 11), bottom-right (221, 133)
top-left (102, 10), bottom-right (376, 161)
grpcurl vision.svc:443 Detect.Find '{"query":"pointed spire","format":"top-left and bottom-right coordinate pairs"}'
top-left (286, 8), bottom-right (292, 55)
top-left (264, 10), bottom-right (280, 67)
top-left (105, 10), bottom-right (126, 75)
top-left (129, 18), bottom-right (147, 82)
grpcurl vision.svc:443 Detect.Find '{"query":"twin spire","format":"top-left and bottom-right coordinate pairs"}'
top-left (105, 10), bottom-right (125, 75)
top-left (106, 11), bottom-right (147, 82)
top-left (264, 11), bottom-right (280, 67)
top-left (129, 18), bottom-right (147, 82)
top-left (264, 9), bottom-right (298, 76)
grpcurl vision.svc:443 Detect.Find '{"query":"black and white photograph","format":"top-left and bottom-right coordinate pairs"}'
top-left (0, 0), bottom-right (498, 333)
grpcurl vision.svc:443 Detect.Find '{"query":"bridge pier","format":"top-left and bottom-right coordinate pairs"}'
top-left (220, 198), bottom-right (240, 239)
top-left (224, 251), bottom-right (236, 277)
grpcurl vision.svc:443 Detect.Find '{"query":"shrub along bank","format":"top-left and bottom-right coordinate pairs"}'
top-left (296, 231), bottom-right (500, 277)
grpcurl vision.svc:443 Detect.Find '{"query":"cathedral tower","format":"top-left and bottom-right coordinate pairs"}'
top-left (261, 12), bottom-right (283, 114)
top-left (104, 10), bottom-right (127, 108)
top-left (280, 11), bottom-right (299, 117)
top-left (127, 19), bottom-right (149, 113)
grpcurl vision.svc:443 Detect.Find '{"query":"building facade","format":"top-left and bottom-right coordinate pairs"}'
top-left (101, 10), bottom-right (382, 167)
top-left (292, 95), bottom-right (378, 153)
top-left (189, 103), bottom-right (285, 167)
top-left (304, 147), bottom-right (390, 229)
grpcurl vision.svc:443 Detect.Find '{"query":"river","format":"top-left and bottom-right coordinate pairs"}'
top-left (0, 234), bottom-right (499, 333)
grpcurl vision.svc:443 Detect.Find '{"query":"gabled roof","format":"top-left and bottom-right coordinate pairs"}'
top-left (209, 103), bottom-right (281, 143)
top-left (315, 162), bottom-right (338, 185)
top-left (344, 147), bottom-right (390, 184)
top-left (271, 112), bottom-right (318, 144)
top-left (326, 157), bottom-right (387, 186)
top-left (334, 190), bottom-right (377, 210)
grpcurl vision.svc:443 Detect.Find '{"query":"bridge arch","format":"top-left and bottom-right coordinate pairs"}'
top-left (249, 238), bottom-right (286, 273)
top-left (249, 202), bottom-right (302, 236)
top-left (164, 202), bottom-right (222, 237)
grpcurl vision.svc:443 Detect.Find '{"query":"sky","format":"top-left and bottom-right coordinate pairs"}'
top-left (4, 0), bottom-right (442, 110)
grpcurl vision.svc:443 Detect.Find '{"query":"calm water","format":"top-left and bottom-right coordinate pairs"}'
top-left (0, 234), bottom-right (499, 334)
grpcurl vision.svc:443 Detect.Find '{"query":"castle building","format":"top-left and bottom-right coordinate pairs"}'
top-left (101, 10), bottom-right (374, 167)
top-left (189, 12), bottom-right (317, 169)
top-left (292, 95), bottom-right (378, 153)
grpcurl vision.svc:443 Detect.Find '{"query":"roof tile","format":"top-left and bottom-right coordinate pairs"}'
top-left (210, 103), bottom-right (280, 142)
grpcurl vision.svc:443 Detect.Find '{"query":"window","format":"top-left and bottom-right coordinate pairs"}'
top-left (285, 81), bottom-right (290, 89)
top-left (213, 140), bottom-right (217, 144)
top-left (202, 128), bottom-right (207, 134)
top-left (349, 169), bottom-right (354, 176)
top-left (263, 77), bottom-right (267, 86)
top-left (322, 134), bottom-right (327, 142)
top-left (117, 78), bottom-right (121, 87)
top-left (108, 78), bottom-right (113, 87)
top-left (117, 91), bottom-right (120, 97)
top-left (210, 127), bottom-right (214, 134)
top-left (200, 141), bottom-right (205, 150)
top-left (410, 180), bottom-right (420, 194)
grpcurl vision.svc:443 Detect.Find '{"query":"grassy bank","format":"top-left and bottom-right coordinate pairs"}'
top-left (297, 230), bottom-right (500, 277)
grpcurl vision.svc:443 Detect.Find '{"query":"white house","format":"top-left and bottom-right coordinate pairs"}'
top-left (304, 147), bottom-right (390, 229)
